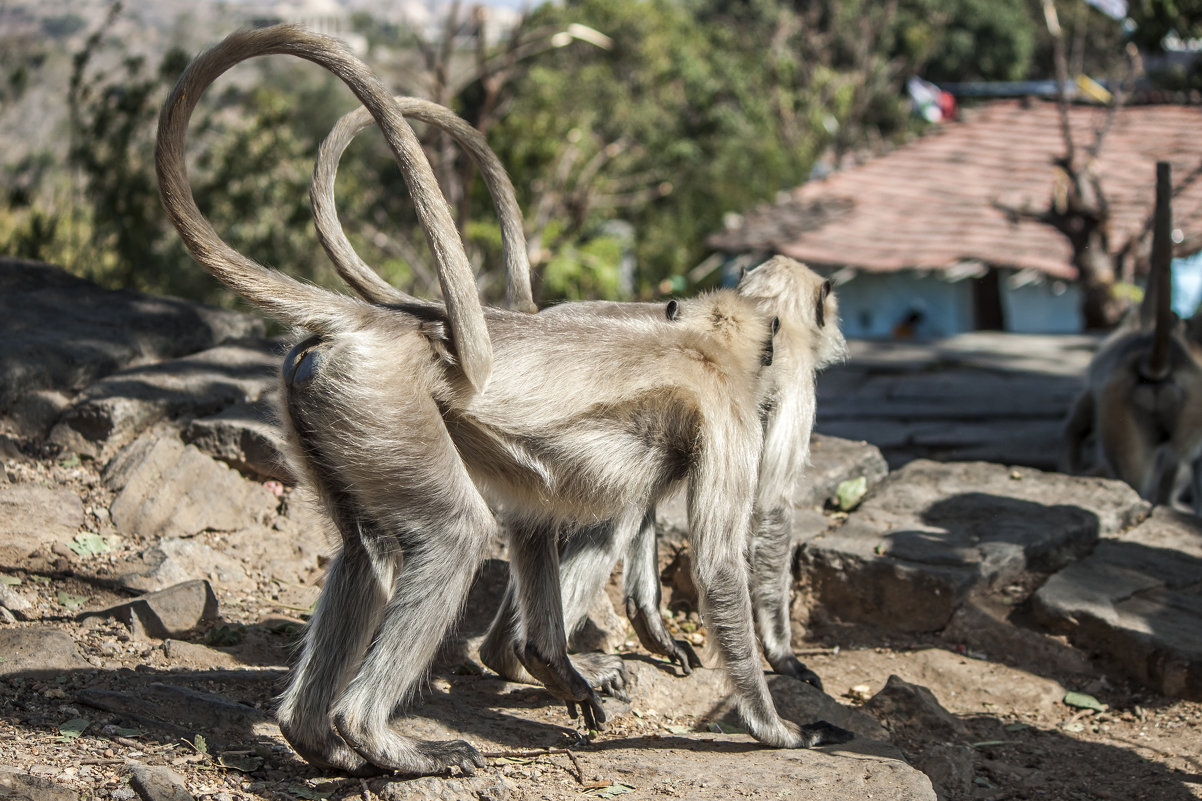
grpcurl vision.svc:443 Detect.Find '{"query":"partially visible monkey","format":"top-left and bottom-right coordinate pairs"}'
top-left (1061, 162), bottom-right (1202, 512)
top-left (157, 25), bottom-right (851, 778)
top-left (309, 100), bottom-right (847, 687)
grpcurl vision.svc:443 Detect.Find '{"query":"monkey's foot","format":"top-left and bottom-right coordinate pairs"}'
top-left (518, 643), bottom-right (606, 730)
top-left (796, 720), bottom-right (855, 748)
top-left (333, 716), bottom-right (486, 777)
top-left (279, 721), bottom-right (382, 777)
top-left (627, 599), bottom-right (703, 675)
top-left (570, 652), bottom-right (631, 702)
top-left (769, 655), bottom-right (823, 691)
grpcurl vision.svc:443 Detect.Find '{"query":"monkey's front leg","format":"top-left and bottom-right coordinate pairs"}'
top-left (622, 509), bottom-right (702, 673)
top-left (749, 505), bottom-right (822, 689)
top-left (688, 448), bottom-right (852, 749)
top-left (508, 520), bottom-right (608, 730)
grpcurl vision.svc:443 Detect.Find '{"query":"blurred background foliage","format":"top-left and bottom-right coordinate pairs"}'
top-left (0, 0), bottom-right (1197, 309)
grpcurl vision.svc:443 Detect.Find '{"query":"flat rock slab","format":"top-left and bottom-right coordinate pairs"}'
top-left (0, 483), bottom-right (84, 565)
top-left (0, 259), bottom-right (262, 415)
top-left (126, 764), bottom-right (195, 801)
top-left (0, 768), bottom-right (80, 801)
top-left (53, 339), bottom-right (281, 456)
top-left (829, 647), bottom-right (1066, 720)
top-left (0, 627), bottom-right (91, 677)
top-left (116, 536), bottom-right (253, 595)
top-left (78, 683), bottom-right (269, 746)
top-left (801, 460), bottom-right (1149, 632)
top-left (106, 434), bottom-right (277, 539)
top-left (800, 433), bottom-right (890, 509)
top-left (183, 397), bottom-right (289, 482)
top-left (1032, 507), bottom-right (1202, 700)
top-left (387, 660), bottom-right (933, 801)
top-left (80, 580), bottom-right (219, 639)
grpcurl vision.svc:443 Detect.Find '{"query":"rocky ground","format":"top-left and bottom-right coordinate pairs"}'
top-left (2, 257), bottom-right (1201, 801)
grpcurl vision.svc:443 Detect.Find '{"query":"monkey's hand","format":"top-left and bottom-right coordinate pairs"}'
top-left (769, 655), bottom-right (823, 691)
top-left (569, 652), bottom-right (631, 702)
top-left (517, 643), bottom-right (607, 731)
top-left (626, 598), bottom-right (703, 674)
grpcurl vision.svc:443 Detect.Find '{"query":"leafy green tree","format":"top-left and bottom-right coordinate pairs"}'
top-left (1127, 0), bottom-right (1202, 50)
top-left (484, 0), bottom-right (922, 299)
top-left (896, 0), bottom-right (1037, 82)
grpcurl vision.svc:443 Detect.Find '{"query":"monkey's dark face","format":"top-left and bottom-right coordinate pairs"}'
top-left (761, 317), bottom-right (781, 367)
top-left (739, 256), bottom-right (846, 369)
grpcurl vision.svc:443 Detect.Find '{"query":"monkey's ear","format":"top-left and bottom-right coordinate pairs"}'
top-left (771, 316), bottom-right (781, 336)
top-left (816, 279), bottom-right (832, 328)
top-left (666, 299), bottom-right (680, 321)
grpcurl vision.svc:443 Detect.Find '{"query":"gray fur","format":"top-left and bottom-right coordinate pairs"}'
top-left (158, 25), bottom-right (849, 777)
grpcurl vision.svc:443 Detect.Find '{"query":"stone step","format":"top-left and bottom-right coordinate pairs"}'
top-left (1032, 507), bottom-right (1202, 700)
top-left (800, 459), bottom-right (1150, 632)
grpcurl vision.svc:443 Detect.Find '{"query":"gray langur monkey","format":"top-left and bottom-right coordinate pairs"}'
top-left (157, 25), bottom-right (852, 778)
top-left (1061, 162), bottom-right (1202, 512)
top-left (308, 100), bottom-right (847, 687)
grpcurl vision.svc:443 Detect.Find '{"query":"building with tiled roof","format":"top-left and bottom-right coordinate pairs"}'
top-left (709, 100), bottom-right (1202, 338)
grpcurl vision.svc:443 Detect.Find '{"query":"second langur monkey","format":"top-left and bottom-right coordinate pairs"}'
top-left (1061, 162), bottom-right (1202, 512)
top-left (308, 100), bottom-right (847, 687)
top-left (158, 25), bottom-right (852, 778)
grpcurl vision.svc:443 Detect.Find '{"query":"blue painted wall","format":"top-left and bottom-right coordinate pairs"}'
top-left (832, 270), bottom-right (1081, 338)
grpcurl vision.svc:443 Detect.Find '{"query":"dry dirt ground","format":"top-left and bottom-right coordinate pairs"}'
top-left (2, 455), bottom-right (1201, 801)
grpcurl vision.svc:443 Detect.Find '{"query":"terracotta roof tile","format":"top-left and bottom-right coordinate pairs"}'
top-left (709, 100), bottom-right (1202, 279)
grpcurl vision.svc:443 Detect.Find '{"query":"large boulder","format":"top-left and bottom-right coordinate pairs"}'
top-left (0, 259), bottom-right (262, 428)
top-left (51, 339), bottom-right (281, 458)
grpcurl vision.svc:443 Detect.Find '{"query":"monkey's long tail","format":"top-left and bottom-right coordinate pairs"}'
top-left (312, 98), bottom-right (537, 314)
top-left (156, 24), bottom-right (493, 391)
top-left (1143, 161), bottom-right (1173, 381)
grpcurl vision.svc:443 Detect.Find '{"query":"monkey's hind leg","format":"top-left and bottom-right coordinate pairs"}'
top-left (750, 505), bottom-right (822, 689)
top-left (480, 575), bottom-right (629, 701)
top-left (276, 538), bottom-right (387, 776)
top-left (276, 341), bottom-right (385, 776)
top-left (329, 422), bottom-right (494, 774)
top-left (481, 517), bottom-right (633, 701)
top-left (479, 580), bottom-right (535, 683)
top-left (280, 341), bottom-right (491, 776)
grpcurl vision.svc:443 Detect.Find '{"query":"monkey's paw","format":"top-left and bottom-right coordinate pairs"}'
top-left (771, 656), bottom-right (824, 691)
top-left (796, 720), bottom-right (855, 748)
top-left (571, 652), bottom-right (631, 702)
top-left (412, 739), bottom-right (488, 777)
top-left (334, 715), bottom-right (486, 777)
top-left (518, 643), bottom-right (607, 731)
top-left (278, 721), bottom-right (382, 777)
top-left (627, 599), bottom-right (704, 675)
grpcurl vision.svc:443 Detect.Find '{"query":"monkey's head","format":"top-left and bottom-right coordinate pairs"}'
top-left (737, 256), bottom-right (846, 370)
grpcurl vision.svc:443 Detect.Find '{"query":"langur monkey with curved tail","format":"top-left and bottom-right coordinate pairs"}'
top-left (157, 25), bottom-right (851, 778)
top-left (309, 98), bottom-right (847, 688)
top-left (1062, 162), bottom-right (1202, 512)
